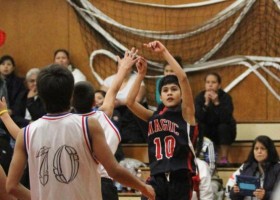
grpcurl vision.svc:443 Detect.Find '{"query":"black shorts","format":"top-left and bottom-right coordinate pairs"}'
top-left (101, 177), bottom-right (118, 200)
top-left (142, 169), bottom-right (193, 200)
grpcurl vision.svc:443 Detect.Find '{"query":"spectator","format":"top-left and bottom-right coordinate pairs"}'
top-left (54, 49), bottom-right (86, 83)
top-left (226, 135), bottom-right (280, 200)
top-left (12, 68), bottom-right (46, 127)
top-left (195, 72), bottom-right (236, 164)
top-left (0, 55), bottom-right (25, 118)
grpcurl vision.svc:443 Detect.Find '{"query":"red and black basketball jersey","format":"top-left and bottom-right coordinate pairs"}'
top-left (148, 107), bottom-right (197, 176)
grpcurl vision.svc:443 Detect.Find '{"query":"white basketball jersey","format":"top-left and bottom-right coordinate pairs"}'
top-left (81, 110), bottom-right (121, 178)
top-left (25, 113), bottom-right (102, 200)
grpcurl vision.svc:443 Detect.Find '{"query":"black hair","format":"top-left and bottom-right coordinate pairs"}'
top-left (72, 81), bottom-right (95, 113)
top-left (158, 74), bottom-right (180, 94)
top-left (54, 49), bottom-right (69, 59)
top-left (163, 56), bottom-right (183, 69)
top-left (246, 135), bottom-right (279, 164)
top-left (94, 90), bottom-right (106, 98)
top-left (37, 64), bottom-right (74, 113)
top-left (204, 72), bottom-right (222, 84)
top-left (0, 55), bottom-right (15, 66)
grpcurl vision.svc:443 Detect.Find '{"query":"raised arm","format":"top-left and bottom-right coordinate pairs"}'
top-left (99, 48), bottom-right (138, 118)
top-left (144, 41), bottom-right (196, 125)
top-left (88, 117), bottom-right (155, 199)
top-left (0, 97), bottom-right (21, 139)
top-left (126, 57), bottom-right (153, 121)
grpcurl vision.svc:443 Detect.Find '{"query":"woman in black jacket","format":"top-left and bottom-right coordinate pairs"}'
top-left (230, 135), bottom-right (280, 200)
top-left (195, 72), bottom-right (236, 164)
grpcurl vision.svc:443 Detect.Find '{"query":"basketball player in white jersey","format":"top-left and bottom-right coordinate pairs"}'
top-left (6, 64), bottom-right (155, 200)
top-left (71, 49), bottom-right (138, 200)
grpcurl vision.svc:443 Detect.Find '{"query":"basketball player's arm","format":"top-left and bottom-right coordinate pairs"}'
top-left (99, 48), bottom-right (138, 118)
top-left (162, 50), bottom-right (196, 125)
top-left (144, 41), bottom-right (196, 125)
top-left (0, 97), bottom-right (21, 139)
top-left (0, 166), bottom-right (16, 200)
top-left (126, 57), bottom-right (153, 122)
top-left (88, 117), bottom-right (155, 200)
top-left (6, 130), bottom-right (31, 200)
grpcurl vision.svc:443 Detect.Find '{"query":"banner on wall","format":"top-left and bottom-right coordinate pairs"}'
top-left (0, 29), bottom-right (6, 47)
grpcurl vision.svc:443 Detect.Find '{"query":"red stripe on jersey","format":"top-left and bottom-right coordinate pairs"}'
top-left (82, 116), bottom-right (99, 164)
top-left (102, 112), bottom-right (121, 142)
top-left (82, 110), bottom-right (96, 117)
top-left (41, 113), bottom-right (72, 120)
top-left (82, 116), bottom-right (92, 152)
top-left (187, 125), bottom-right (199, 174)
top-left (191, 125), bottom-right (199, 145)
top-left (25, 125), bottom-right (30, 152)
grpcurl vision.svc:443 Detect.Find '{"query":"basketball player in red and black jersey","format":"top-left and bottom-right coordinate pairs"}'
top-left (127, 41), bottom-right (198, 200)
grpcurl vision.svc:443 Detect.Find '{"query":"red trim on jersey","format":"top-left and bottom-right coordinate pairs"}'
top-left (159, 106), bottom-right (168, 115)
top-left (191, 125), bottom-right (199, 145)
top-left (82, 116), bottom-right (99, 164)
top-left (25, 125), bottom-right (30, 152)
top-left (81, 110), bottom-right (96, 117)
top-left (187, 125), bottom-right (199, 173)
top-left (82, 110), bottom-right (121, 142)
top-left (102, 112), bottom-right (121, 142)
top-left (82, 116), bottom-right (92, 152)
top-left (41, 113), bottom-right (72, 120)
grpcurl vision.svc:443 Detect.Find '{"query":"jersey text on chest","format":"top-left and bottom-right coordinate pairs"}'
top-left (148, 119), bottom-right (179, 136)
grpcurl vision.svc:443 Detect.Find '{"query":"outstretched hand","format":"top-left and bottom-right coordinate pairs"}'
top-left (144, 40), bottom-right (166, 53)
top-left (136, 57), bottom-right (147, 76)
top-left (117, 47), bottom-right (139, 72)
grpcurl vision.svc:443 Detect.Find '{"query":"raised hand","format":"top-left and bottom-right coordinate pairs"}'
top-left (117, 47), bottom-right (139, 72)
top-left (144, 40), bottom-right (166, 53)
top-left (27, 87), bottom-right (37, 98)
top-left (136, 57), bottom-right (147, 77)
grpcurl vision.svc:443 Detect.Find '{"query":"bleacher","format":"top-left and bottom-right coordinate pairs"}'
top-left (119, 123), bottom-right (280, 199)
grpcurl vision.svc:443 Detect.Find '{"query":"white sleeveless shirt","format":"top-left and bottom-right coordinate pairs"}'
top-left (25, 113), bottom-right (101, 200)
top-left (81, 110), bottom-right (121, 178)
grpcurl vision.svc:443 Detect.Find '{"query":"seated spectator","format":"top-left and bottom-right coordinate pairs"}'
top-left (195, 72), bottom-right (236, 164)
top-left (54, 49), bottom-right (86, 83)
top-left (155, 56), bottom-right (182, 105)
top-left (12, 68), bottom-right (46, 127)
top-left (225, 135), bottom-right (280, 200)
top-left (101, 56), bottom-right (148, 143)
top-left (0, 55), bottom-right (25, 118)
